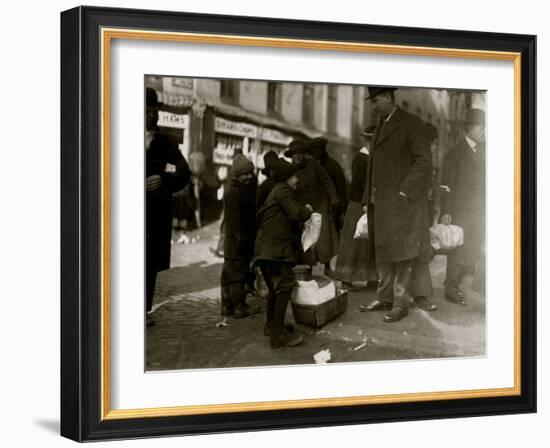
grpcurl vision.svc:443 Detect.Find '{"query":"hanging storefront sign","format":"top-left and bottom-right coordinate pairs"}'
top-left (171, 78), bottom-right (194, 90)
top-left (157, 111), bottom-right (189, 129)
top-left (260, 127), bottom-right (292, 146)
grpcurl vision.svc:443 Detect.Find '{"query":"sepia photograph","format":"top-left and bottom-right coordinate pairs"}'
top-left (58, 5), bottom-right (536, 441)
top-left (144, 75), bottom-right (486, 371)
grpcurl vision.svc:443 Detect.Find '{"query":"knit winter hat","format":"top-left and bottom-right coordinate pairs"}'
top-left (232, 154), bottom-right (255, 177)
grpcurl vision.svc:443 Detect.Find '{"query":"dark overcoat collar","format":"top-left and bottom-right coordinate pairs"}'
top-left (373, 106), bottom-right (404, 149)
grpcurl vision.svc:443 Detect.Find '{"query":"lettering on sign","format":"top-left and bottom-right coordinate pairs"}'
top-left (215, 117), bottom-right (257, 138)
top-left (157, 111), bottom-right (189, 129)
top-left (172, 78), bottom-right (194, 90)
top-left (213, 145), bottom-right (234, 166)
top-left (260, 128), bottom-right (292, 146)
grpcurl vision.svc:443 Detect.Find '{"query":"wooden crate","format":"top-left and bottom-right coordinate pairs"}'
top-left (291, 291), bottom-right (348, 328)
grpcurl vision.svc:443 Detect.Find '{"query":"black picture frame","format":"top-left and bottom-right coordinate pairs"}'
top-left (61, 5), bottom-right (536, 442)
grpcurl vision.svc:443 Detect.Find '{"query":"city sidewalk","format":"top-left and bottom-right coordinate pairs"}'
top-left (146, 220), bottom-right (486, 371)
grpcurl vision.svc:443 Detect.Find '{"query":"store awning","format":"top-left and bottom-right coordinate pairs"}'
top-left (158, 91), bottom-right (319, 140)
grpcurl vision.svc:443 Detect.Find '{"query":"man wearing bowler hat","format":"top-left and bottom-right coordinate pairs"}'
top-left (361, 86), bottom-right (432, 322)
top-left (440, 108), bottom-right (486, 306)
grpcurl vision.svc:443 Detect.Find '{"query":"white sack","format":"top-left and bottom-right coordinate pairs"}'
top-left (291, 276), bottom-right (336, 306)
top-left (430, 224), bottom-right (464, 250)
top-left (353, 213), bottom-right (369, 239)
top-left (302, 212), bottom-right (322, 252)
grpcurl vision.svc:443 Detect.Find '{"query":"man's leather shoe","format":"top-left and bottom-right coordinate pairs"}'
top-left (383, 306), bottom-right (408, 323)
top-left (234, 303), bottom-right (261, 319)
top-left (414, 296), bottom-right (437, 311)
top-left (445, 289), bottom-right (467, 306)
top-left (360, 300), bottom-right (393, 312)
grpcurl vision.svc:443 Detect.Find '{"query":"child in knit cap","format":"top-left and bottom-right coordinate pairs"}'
top-left (220, 154), bottom-right (261, 318)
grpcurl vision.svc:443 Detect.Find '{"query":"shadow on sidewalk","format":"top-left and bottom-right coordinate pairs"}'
top-left (156, 261), bottom-right (223, 297)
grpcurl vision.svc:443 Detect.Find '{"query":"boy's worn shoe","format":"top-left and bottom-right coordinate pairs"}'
top-left (233, 303), bottom-right (261, 319)
top-left (264, 323), bottom-right (294, 336)
top-left (270, 330), bottom-right (304, 349)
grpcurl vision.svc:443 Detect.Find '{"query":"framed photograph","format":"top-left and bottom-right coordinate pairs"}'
top-left (60, 6), bottom-right (536, 442)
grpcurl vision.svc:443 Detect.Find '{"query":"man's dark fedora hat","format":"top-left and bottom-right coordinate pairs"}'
top-left (261, 150), bottom-right (279, 176)
top-left (364, 85), bottom-right (398, 100)
top-left (284, 139), bottom-right (309, 158)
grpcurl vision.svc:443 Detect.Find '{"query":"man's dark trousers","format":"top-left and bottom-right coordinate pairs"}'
top-left (377, 259), bottom-right (416, 308)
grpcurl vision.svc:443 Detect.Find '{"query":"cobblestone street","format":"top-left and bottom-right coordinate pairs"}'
top-left (146, 219), bottom-right (486, 371)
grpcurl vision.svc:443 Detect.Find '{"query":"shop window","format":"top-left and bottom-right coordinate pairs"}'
top-left (267, 82), bottom-right (282, 114)
top-left (327, 85), bottom-right (338, 134)
top-left (220, 80), bottom-right (239, 103)
top-left (302, 84), bottom-right (314, 127)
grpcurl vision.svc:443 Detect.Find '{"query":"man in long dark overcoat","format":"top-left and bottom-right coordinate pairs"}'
top-left (220, 154), bottom-right (261, 318)
top-left (255, 159), bottom-right (313, 348)
top-left (440, 108), bottom-right (486, 305)
top-left (362, 86), bottom-right (432, 322)
top-left (146, 88), bottom-right (191, 326)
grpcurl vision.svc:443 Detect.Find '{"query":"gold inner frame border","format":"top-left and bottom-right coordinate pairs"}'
top-left (100, 27), bottom-right (522, 420)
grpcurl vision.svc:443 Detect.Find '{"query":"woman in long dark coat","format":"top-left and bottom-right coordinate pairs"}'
top-left (308, 137), bottom-right (348, 232)
top-left (334, 127), bottom-right (378, 288)
top-left (285, 140), bottom-right (340, 274)
top-left (145, 88), bottom-right (191, 325)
